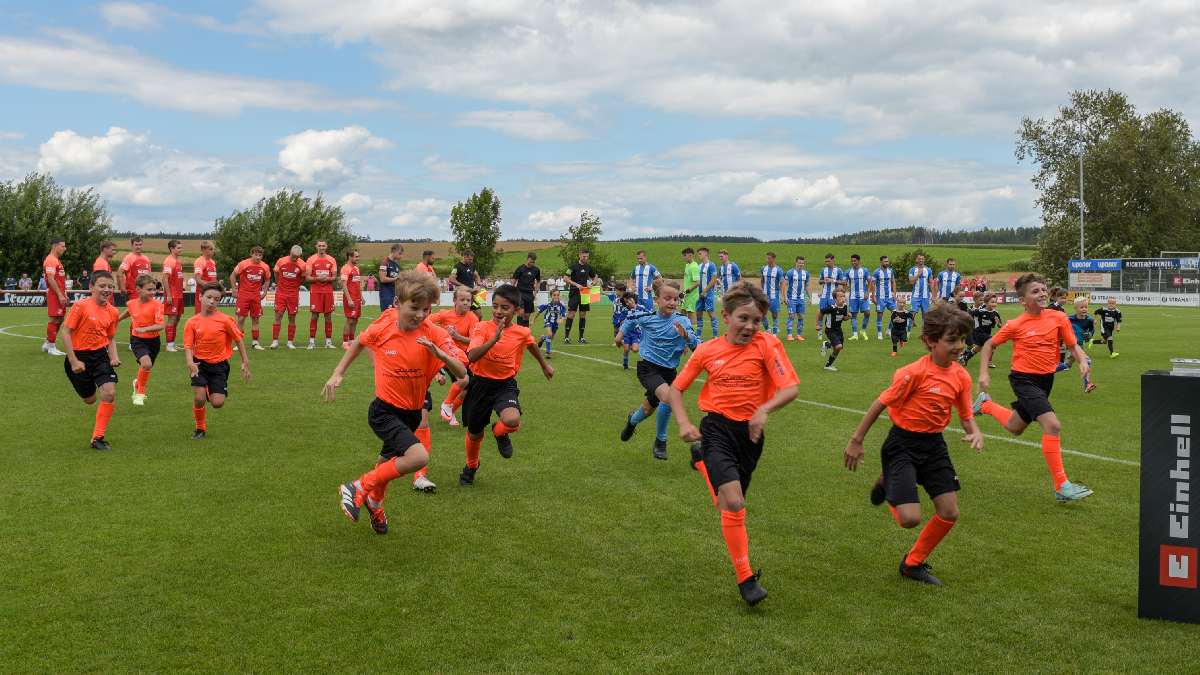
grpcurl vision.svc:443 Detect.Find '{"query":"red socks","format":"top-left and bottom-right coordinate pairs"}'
top-left (980, 400), bottom-right (1012, 426)
top-left (1041, 434), bottom-right (1067, 490)
top-left (192, 405), bottom-right (206, 431)
top-left (166, 324), bottom-right (176, 343)
top-left (905, 515), bottom-right (956, 567)
top-left (720, 509), bottom-right (754, 583)
top-left (465, 435), bottom-right (481, 469)
top-left (251, 328), bottom-right (260, 341)
top-left (324, 316), bottom-right (333, 339)
top-left (135, 367), bottom-right (150, 394)
top-left (287, 323), bottom-right (296, 341)
top-left (272, 322), bottom-right (281, 341)
top-left (413, 427), bottom-right (432, 481)
top-left (309, 317), bottom-right (318, 339)
top-left (47, 322), bottom-right (59, 343)
top-left (493, 421), bottom-right (519, 436)
top-left (92, 401), bottom-right (113, 440)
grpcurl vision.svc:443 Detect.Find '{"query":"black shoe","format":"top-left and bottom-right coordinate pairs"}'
top-left (870, 476), bottom-right (886, 506)
top-left (579, 337), bottom-right (588, 344)
top-left (899, 558), bottom-right (943, 586)
top-left (90, 436), bottom-right (111, 451)
top-left (689, 441), bottom-right (703, 470)
top-left (738, 571), bottom-right (768, 606)
top-left (493, 426), bottom-right (514, 459)
top-left (652, 439), bottom-right (668, 460)
top-left (620, 414), bottom-right (637, 442)
top-left (191, 429), bottom-right (206, 440)
top-left (458, 465), bottom-right (477, 486)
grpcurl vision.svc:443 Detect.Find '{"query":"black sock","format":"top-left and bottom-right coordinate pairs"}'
top-left (827, 351), bottom-right (838, 366)
top-left (962, 349), bottom-right (975, 363)
top-left (1107, 338), bottom-right (1114, 353)
top-left (579, 317), bottom-right (586, 339)
top-left (565, 317), bottom-right (574, 336)
top-left (892, 337), bottom-right (899, 351)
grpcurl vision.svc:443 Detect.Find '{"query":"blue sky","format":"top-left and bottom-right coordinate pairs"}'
top-left (3, 1), bottom-right (1198, 240)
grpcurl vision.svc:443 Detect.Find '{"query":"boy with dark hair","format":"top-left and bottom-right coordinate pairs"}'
top-left (119, 274), bottom-right (165, 406)
top-left (184, 283), bottom-right (251, 439)
top-left (1094, 297), bottom-right (1122, 358)
top-left (845, 253), bottom-right (871, 340)
top-left (844, 303), bottom-right (983, 586)
top-left (511, 252), bottom-right (541, 327)
top-left (696, 247), bottom-right (719, 338)
top-left (61, 270), bottom-right (121, 449)
top-left (871, 255), bottom-right (897, 340)
top-left (819, 289), bottom-right (850, 371)
top-left (433, 286), bottom-right (480, 427)
top-left (784, 255), bottom-right (810, 341)
top-left (759, 252), bottom-right (784, 335)
top-left (889, 297), bottom-right (914, 357)
top-left (960, 293), bottom-right (1002, 366)
top-left (972, 273), bottom-right (1094, 501)
top-left (668, 282), bottom-right (799, 606)
top-left (231, 245), bottom-right (271, 350)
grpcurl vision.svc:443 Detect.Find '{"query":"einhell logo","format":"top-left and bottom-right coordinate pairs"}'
top-left (1163, 414), bottom-right (1196, 589)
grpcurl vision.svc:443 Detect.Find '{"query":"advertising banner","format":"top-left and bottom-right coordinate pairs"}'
top-left (1069, 259), bottom-right (1123, 272)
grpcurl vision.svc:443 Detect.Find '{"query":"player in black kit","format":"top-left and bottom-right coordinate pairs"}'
top-left (563, 249), bottom-right (596, 343)
top-left (889, 297), bottom-right (914, 357)
top-left (510, 252), bottom-right (542, 327)
top-left (449, 250), bottom-right (483, 318)
top-left (960, 293), bottom-right (1002, 366)
top-left (820, 289), bottom-right (850, 371)
top-left (1093, 297), bottom-right (1122, 358)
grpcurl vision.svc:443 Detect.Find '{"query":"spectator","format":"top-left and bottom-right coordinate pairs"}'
top-left (186, 276), bottom-right (197, 294)
top-left (37, 276), bottom-right (47, 291)
top-left (79, 270), bottom-right (91, 290)
top-left (65, 276), bottom-right (75, 291)
top-left (365, 275), bottom-right (376, 292)
top-left (4, 276), bottom-right (15, 290)
top-left (18, 273), bottom-right (32, 290)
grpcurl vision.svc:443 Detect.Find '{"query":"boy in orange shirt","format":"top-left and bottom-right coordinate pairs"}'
top-left (184, 283), bottom-right (251, 439)
top-left (667, 283), bottom-right (799, 606)
top-left (118, 274), bottom-right (165, 406)
top-left (432, 287), bottom-right (478, 426)
top-left (972, 273), bottom-right (1094, 502)
top-left (458, 285), bottom-right (554, 487)
top-left (325, 271), bottom-right (467, 533)
top-left (844, 304), bottom-right (983, 586)
top-left (61, 270), bottom-right (122, 450)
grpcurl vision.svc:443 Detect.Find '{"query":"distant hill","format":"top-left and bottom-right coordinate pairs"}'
top-left (613, 227), bottom-right (1040, 246)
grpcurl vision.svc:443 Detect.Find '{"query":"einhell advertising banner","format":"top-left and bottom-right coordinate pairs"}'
top-left (1140, 372), bottom-right (1200, 623)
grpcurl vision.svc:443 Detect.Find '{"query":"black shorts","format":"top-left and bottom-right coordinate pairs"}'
top-left (191, 359), bottom-right (230, 397)
top-left (64, 348), bottom-right (118, 399)
top-left (130, 335), bottom-right (161, 363)
top-left (880, 425), bottom-right (959, 505)
top-left (637, 360), bottom-right (677, 407)
top-left (519, 291), bottom-right (535, 315)
top-left (699, 413), bottom-right (764, 497)
top-left (1009, 371), bottom-right (1055, 424)
top-left (368, 397), bottom-right (423, 460)
top-left (567, 289), bottom-right (588, 312)
top-left (826, 328), bottom-right (844, 347)
top-left (890, 328), bottom-right (909, 342)
top-left (462, 375), bottom-right (521, 435)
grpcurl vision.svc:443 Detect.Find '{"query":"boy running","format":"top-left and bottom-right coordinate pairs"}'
top-left (340, 250), bottom-right (364, 347)
top-left (760, 252), bottom-right (784, 335)
top-left (667, 282), bottom-right (799, 606)
top-left (1061, 297), bottom-right (1096, 382)
top-left (889, 298), bottom-right (914, 357)
top-left (230, 246), bottom-right (271, 350)
top-left (972, 273), bottom-right (1094, 502)
top-left (784, 256), bottom-right (810, 341)
top-left (612, 291), bottom-right (643, 369)
top-left (871, 255), bottom-right (897, 340)
top-left (1094, 297), bottom-right (1122, 357)
top-left (328, 272), bottom-right (468, 533)
top-left (184, 283), bottom-right (251, 439)
top-left (162, 239), bottom-right (186, 351)
top-left (271, 245), bottom-right (305, 349)
top-left (844, 303), bottom-right (983, 586)
top-left (306, 240), bottom-right (338, 349)
top-left (845, 254), bottom-right (871, 340)
top-left (960, 293), bottom-right (1002, 366)
top-left (459, 285), bottom-right (554, 486)
top-left (534, 289), bottom-right (568, 358)
top-left (61, 270), bottom-right (121, 449)
top-left (433, 287), bottom-right (479, 427)
top-left (819, 289), bottom-right (850, 371)
top-left (119, 274), bottom-right (165, 406)
top-left (696, 247), bottom-right (719, 338)
top-left (42, 238), bottom-right (69, 356)
top-left (617, 280), bottom-right (699, 461)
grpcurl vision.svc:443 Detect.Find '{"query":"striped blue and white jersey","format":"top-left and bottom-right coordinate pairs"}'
top-left (785, 268), bottom-right (810, 302)
top-left (872, 267), bottom-right (895, 300)
top-left (909, 265), bottom-right (933, 300)
top-left (630, 263), bottom-right (660, 301)
top-left (937, 270), bottom-right (962, 299)
top-left (760, 265), bottom-right (783, 300)
top-left (818, 265), bottom-right (846, 301)
top-left (845, 266), bottom-right (870, 300)
top-left (719, 262), bottom-right (741, 292)
top-left (697, 261), bottom-right (717, 296)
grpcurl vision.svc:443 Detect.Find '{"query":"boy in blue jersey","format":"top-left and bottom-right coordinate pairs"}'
top-left (816, 253), bottom-right (846, 341)
top-left (611, 291), bottom-right (645, 369)
top-left (759, 251), bottom-right (784, 335)
top-left (717, 249), bottom-right (741, 295)
top-left (1060, 297), bottom-right (1096, 388)
top-left (629, 249), bottom-right (661, 312)
top-left (785, 255), bottom-right (810, 342)
top-left (534, 290), bottom-right (567, 358)
top-left (845, 253), bottom-right (871, 340)
top-left (617, 279), bottom-right (699, 460)
top-left (695, 247), bottom-right (719, 338)
top-left (871, 255), bottom-right (897, 340)
top-left (935, 257), bottom-right (962, 303)
top-left (908, 253), bottom-right (933, 321)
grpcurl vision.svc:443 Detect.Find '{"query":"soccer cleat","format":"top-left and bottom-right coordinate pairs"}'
top-left (269, 340), bottom-right (279, 349)
top-left (131, 392), bottom-right (146, 406)
top-left (41, 341), bottom-right (51, 353)
top-left (870, 476), bottom-right (886, 506)
top-left (339, 480), bottom-right (364, 522)
top-left (439, 403), bottom-right (458, 425)
top-left (90, 436), bottom-right (111, 451)
top-left (861, 332), bottom-right (870, 341)
top-left (849, 333), bottom-right (859, 341)
top-left (342, 341), bottom-right (351, 350)
top-left (286, 341), bottom-right (296, 350)
top-left (652, 439), bottom-right (668, 460)
top-left (47, 345), bottom-right (66, 356)
top-left (797, 335), bottom-right (806, 342)
top-left (166, 343), bottom-right (178, 352)
top-left (786, 334), bottom-right (795, 341)
top-left (620, 414), bottom-right (638, 442)
top-left (364, 500), bottom-right (389, 534)
top-left (494, 428), bottom-right (514, 459)
top-left (232, 345), bottom-right (239, 352)
top-left (988, 362), bottom-right (996, 368)
top-left (738, 571), bottom-right (768, 606)
top-left (823, 365), bottom-right (838, 372)
top-left (458, 465), bottom-right (477, 486)
top-left (1055, 481), bottom-right (1094, 502)
top-left (972, 391), bottom-right (990, 416)
top-left (1110, 352), bottom-right (1120, 358)
top-left (579, 337), bottom-right (588, 344)
top-left (307, 340), bottom-right (316, 350)
top-left (900, 559), bottom-right (943, 586)
top-left (877, 332), bottom-right (883, 340)
top-left (689, 441), bottom-right (703, 470)
top-left (191, 429), bottom-right (206, 440)
top-left (1054, 361), bottom-right (1070, 373)
top-left (890, 351), bottom-right (898, 357)
top-left (412, 475), bottom-right (437, 493)
top-left (563, 337), bottom-right (571, 344)
top-left (252, 342), bottom-right (265, 351)
top-left (325, 339), bottom-right (336, 349)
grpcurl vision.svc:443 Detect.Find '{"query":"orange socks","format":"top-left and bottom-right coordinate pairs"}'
top-left (362, 457), bottom-right (402, 497)
top-left (465, 435), bottom-right (481, 469)
top-left (1041, 434), bottom-right (1067, 490)
top-left (443, 383), bottom-right (462, 408)
top-left (413, 427), bottom-right (432, 481)
top-left (493, 421), bottom-right (519, 436)
top-left (92, 401), bottom-right (113, 440)
top-left (192, 405), bottom-right (206, 431)
top-left (905, 515), bottom-right (955, 566)
top-left (887, 504), bottom-right (903, 526)
top-left (720, 509), bottom-right (754, 583)
top-left (980, 400), bottom-right (1012, 426)
top-left (694, 460), bottom-right (717, 507)
top-left (135, 367), bottom-right (150, 394)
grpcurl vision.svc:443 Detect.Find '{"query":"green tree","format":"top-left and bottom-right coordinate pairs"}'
top-left (0, 173), bottom-right (112, 281)
top-left (1016, 89), bottom-right (1200, 284)
top-left (557, 211), bottom-right (616, 280)
top-left (211, 190), bottom-right (355, 273)
top-left (889, 249), bottom-right (941, 292)
top-left (449, 187), bottom-right (502, 277)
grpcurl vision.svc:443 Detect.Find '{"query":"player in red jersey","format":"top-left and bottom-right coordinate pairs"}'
top-left (432, 287), bottom-right (478, 426)
top-left (117, 236), bottom-right (152, 300)
top-left (193, 241), bottom-right (218, 313)
top-left (93, 240), bottom-right (115, 272)
top-left (161, 239), bottom-right (186, 351)
top-left (306, 240), bottom-right (338, 349)
top-left (230, 246), bottom-right (272, 350)
top-left (328, 271), bottom-right (468, 533)
top-left (271, 245), bottom-right (305, 349)
top-left (118, 274), bottom-right (165, 406)
top-left (61, 270), bottom-right (121, 450)
top-left (42, 238), bottom-right (69, 356)
top-left (339, 249), bottom-right (363, 348)
top-left (184, 283), bottom-right (250, 439)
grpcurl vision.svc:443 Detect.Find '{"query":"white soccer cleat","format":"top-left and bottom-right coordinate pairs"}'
top-left (307, 340), bottom-right (316, 350)
top-left (252, 342), bottom-right (265, 351)
top-left (233, 345), bottom-right (239, 352)
top-left (325, 339), bottom-right (336, 349)
top-left (269, 339), bottom-right (279, 349)
top-left (47, 345), bottom-right (66, 356)
top-left (824, 365), bottom-right (839, 372)
top-left (440, 403), bottom-right (460, 426)
top-left (877, 332), bottom-right (883, 340)
top-left (412, 475), bottom-right (437, 493)
top-left (131, 392), bottom-right (146, 406)
top-left (41, 341), bottom-right (51, 353)
top-left (165, 342), bottom-right (178, 352)
top-left (287, 341), bottom-right (297, 350)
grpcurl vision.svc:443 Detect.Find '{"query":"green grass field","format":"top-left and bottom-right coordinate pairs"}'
top-left (2, 303), bottom-right (1198, 671)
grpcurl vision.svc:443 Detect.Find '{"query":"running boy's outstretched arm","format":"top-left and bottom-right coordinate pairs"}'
top-left (418, 336), bottom-right (468, 381)
top-left (844, 400), bottom-right (886, 471)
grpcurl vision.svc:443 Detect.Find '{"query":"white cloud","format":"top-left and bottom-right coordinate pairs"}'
top-left (386, 198), bottom-right (451, 229)
top-left (0, 31), bottom-right (380, 116)
top-left (37, 126), bottom-right (147, 176)
top-left (335, 192), bottom-right (374, 212)
top-left (422, 155), bottom-right (490, 182)
top-left (455, 110), bottom-right (587, 142)
top-left (737, 175), bottom-right (879, 210)
top-left (277, 126), bottom-right (392, 183)
top-left (101, 2), bottom-right (162, 30)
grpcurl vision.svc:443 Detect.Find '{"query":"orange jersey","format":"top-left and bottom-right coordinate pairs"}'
top-left (429, 308), bottom-right (479, 344)
top-left (274, 256), bottom-right (305, 295)
top-left (234, 259), bottom-right (271, 298)
top-left (358, 316), bottom-right (457, 410)
top-left (119, 252), bottom-right (152, 292)
top-left (468, 321), bottom-right (536, 380)
top-left (43, 254), bottom-right (65, 292)
top-left (674, 332), bottom-right (799, 422)
top-left (878, 354), bottom-right (973, 433)
top-left (416, 261), bottom-right (436, 277)
top-left (307, 254), bottom-right (337, 291)
top-left (127, 297), bottom-right (165, 339)
top-left (162, 254), bottom-right (185, 296)
top-left (65, 297), bottom-right (119, 351)
top-left (194, 257), bottom-right (218, 285)
top-left (340, 262), bottom-right (362, 300)
top-left (92, 256), bottom-right (112, 272)
top-left (184, 312), bottom-right (243, 362)
top-left (990, 309), bottom-right (1077, 375)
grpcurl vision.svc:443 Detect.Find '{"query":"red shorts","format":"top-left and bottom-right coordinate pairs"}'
top-left (236, 295), bottom-right (263, 318)
top-left (310, 290), bottom-right (334, 314)
top-left (274, 294), bottom-right (299, 315)
top-left (164, 295), bottom-right (184, 317)
top-left (343, 297), bottom-right (362, 319)
top-left (47, 293), bottom-right (66, 318)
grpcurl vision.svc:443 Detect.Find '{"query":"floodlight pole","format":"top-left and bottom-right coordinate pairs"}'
top-left (1079, 148), bottom-right (1085, 259)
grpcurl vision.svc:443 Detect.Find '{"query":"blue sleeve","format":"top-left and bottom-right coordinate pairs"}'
top-left (620, 315), bottom-right (638, 335)
top-left (651, 264), bottom-right (659, 277)
top-left (838, 268), bottom-right (847, 280)
top-left (732, 263), bottom-right (741, 280)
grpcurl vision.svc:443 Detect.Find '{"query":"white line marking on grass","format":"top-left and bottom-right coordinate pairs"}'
top-left (552, 348), bottom-right (1140, 468)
